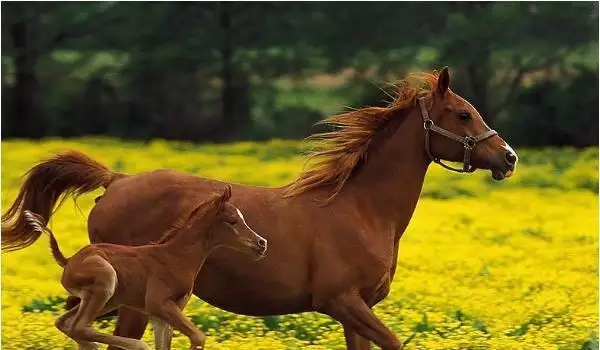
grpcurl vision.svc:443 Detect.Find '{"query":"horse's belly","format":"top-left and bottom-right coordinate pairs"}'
top-left (194, 261), bottom-right (313, 316)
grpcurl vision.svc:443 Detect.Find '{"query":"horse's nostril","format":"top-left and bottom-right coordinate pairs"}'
top-left (505, 152), bottom-right (517, 165)
top-left (258, 238), bottom-right (267, 248)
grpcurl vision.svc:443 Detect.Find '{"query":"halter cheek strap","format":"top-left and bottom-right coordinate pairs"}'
top-left (418, 97), bottom-right (498, 173)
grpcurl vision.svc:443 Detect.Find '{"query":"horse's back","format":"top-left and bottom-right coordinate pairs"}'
top-left (88, 169), bottom-right (221, 245)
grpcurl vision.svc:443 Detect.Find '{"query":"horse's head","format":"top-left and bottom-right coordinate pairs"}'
top-left (422, 67), bottom-right (518, 180)
top-left (209, 185), bottom-right (268, 260)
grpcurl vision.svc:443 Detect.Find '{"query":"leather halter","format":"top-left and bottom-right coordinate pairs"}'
top-left (418, 97), bottom-right (498, 173)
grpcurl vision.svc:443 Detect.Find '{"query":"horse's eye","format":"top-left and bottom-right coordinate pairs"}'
top-left (458, 112), bottom-right (471, 122)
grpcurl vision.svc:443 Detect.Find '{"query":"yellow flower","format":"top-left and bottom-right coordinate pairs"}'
top-left (2, 139), bottom-right (597, 349)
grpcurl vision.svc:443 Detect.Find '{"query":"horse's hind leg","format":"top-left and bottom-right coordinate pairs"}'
top-left (321, 291), bottom-right (402, 350)
top-left (150, 316), bottom-right (173, 350)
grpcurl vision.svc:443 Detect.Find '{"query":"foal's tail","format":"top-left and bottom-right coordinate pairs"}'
top-left (23, 211), bottom-right (68, 268)
top-left (2, 151), bottom-right (123, 252)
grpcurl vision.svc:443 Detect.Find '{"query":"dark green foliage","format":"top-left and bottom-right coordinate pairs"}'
top-left (582, 338), bottom-right (600, 350)
top-left (497, 66), bottom-right (599, 147)
top-left (22, 296), bottom-right (66, 313)
top-left (262, 315), bottom-right (280, 331)
top-left (414, 313), bottom-right (435, 333)
top-left (421, 187), bottom-right (477, 200)
top-left (190, 313), bottom-right (236, 339)
top-left (449, 309), bottom-right (489, 335)
top-left (1, 2), bottom-right (597, 146)
top-left (190, 312), bottom-right (337, 343)
top-left (113, 158), bottom-right (126, 172)
top-left (248, 106), bottom-right (324, 140)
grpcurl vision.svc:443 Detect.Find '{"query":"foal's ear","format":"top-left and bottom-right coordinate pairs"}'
top-left (215, 185), bottom-right (232, 212)
top-left (437, 66), bottom-right (450, 96)
top-left (222, 185), bottom-right (232, 202)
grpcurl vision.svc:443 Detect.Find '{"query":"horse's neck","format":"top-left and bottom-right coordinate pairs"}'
top-left (342, 107), bottom-right (429, 242)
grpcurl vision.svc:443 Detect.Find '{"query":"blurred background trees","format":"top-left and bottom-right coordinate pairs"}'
top-left (2, 2), bottom-right (598, 146)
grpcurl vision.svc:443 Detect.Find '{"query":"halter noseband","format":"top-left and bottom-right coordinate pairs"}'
top-left (418, 97), bottom-right (498, 173)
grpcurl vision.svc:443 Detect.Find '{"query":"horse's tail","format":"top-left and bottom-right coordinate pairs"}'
top-left (23, 210), bottom-right (68, 268)
top-left (2, 150), bottom-right (123, 252)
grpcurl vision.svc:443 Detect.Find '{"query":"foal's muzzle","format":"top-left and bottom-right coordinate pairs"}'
top-left (249, 237), bottom-right (268, 260)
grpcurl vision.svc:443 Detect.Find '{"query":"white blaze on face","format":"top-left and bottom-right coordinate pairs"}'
top-left (502, 142), bottom-right (518, 178)
top-left (235, 208), bottom-right (267, 243)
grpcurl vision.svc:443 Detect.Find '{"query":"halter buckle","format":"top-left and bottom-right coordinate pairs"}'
top-left (423, 120), bottom-right (434, 130)
top-left (463, 136), bottom-right (476, 149)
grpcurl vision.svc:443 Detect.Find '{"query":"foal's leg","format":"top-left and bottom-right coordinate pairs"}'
top-left (321, 291), bottom-right (402, 350)
top-left (150, 316), bottom-right (173, 350)
top-left (149, 300), bottom-right (205, 350)
top-left (56, 305), bottom-right (98, 350)
top-left (69, 291), bottom-right (150, 350)
top-left (68, 291), bottom-right (151, 350)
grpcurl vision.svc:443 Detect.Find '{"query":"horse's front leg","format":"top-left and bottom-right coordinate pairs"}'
top-left (344, 325), bottom-right (372, 350)
top-left (343, 280), bottom-right (393, 350)
top-left (321, 291), bottom-right (401, 350)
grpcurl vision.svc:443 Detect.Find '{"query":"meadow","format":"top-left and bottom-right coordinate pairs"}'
top-left (1, 138), bottom-right (598, 350)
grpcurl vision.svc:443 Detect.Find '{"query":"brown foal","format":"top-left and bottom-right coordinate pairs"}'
top-left (23, 185), bottom-right (267, 350)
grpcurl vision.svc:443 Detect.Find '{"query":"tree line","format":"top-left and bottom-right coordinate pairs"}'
top-left (2, 2), bottom-right (598, 146)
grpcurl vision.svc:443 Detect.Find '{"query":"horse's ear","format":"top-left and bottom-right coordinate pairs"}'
top-left (437, 66), bottom-right (450, 96)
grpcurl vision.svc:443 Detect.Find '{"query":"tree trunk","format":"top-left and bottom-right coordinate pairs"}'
top-left (11, 18), bottom-right (41, 138)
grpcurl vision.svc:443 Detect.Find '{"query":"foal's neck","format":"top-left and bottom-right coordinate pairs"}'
top-left (159, 228), bottom-right (214, 272)
top-left (343, 107), bottom-right (429, 241)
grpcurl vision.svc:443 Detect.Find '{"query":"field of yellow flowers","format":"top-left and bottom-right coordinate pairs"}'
top-left (1, 138), bottom-right (598, 350)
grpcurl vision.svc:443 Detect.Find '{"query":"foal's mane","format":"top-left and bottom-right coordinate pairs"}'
top-left (284, 71), bottom-right (440, 201)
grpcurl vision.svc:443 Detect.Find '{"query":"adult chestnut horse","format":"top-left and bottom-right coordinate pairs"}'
top-left (3, 68), bottom-right (518, 349)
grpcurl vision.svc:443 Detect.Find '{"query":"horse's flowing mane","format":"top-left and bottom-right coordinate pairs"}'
top-left (284, 71), bottom-right (440, 201)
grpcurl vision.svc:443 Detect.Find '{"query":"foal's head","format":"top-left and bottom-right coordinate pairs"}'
top-left (181, 185), bottom-right (267, 260)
